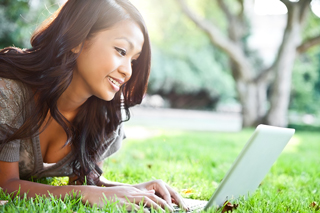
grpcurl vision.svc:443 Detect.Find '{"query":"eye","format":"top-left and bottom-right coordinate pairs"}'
top-left (115, 47), bottom-right (127, 56)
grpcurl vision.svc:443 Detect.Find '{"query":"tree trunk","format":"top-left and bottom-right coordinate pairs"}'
top-left (176, 0), bottom-right (320, 127)
top-left (236, 78), bottom-right (268, 127)
top-left (229, 60), bottom-right (268, 127)
top-left (265, 45), bottom-right (297, 127)
top-left (265, 3), bottom-right (305, 127)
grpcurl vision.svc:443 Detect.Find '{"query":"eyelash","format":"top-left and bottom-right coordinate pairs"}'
top-left (115, 47), bottom-right (138, 65)
top-left (115, 47), bottom-right (127, 56)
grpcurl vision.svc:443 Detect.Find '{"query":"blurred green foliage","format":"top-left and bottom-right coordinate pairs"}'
top-left (290, 12), bottom-right (320, 115)
top-left (0, 0), bottom-right (29, 47)
top-left (0, 0), bottom-right (58, 48)
top-left (150, 46), bottom-right (235, 99)
top-left (144, 0), bottom-right (320, 113)
top-left (144, 0), bottom-right (236, 108)
top-left (1, 0), bottom-right (320, 114)
top-left (291, 50), bottom-right (320, 114)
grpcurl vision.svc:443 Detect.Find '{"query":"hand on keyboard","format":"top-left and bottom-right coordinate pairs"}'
top-left (133, 179), bottom-right (190, 212)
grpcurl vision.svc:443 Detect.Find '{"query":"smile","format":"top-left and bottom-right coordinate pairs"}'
top-left (107, 76), bottom-right (121, 87)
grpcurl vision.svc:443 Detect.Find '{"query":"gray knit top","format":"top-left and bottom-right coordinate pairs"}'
top-left (0, 77), bottom-right (125, 180)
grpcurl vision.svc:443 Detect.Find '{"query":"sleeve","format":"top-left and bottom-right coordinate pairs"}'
top-left (98, 123), bottom-right (126, 162)
top-left (0, 78), bottom-right (25, 162)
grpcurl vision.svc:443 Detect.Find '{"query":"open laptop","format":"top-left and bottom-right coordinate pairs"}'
top-left (179, 124), bottom-right (295, 212)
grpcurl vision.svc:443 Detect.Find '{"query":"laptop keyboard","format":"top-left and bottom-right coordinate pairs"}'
top-left (173, 198), bottom-right (208, 212)
top-left (128, 198), bottom-right (208, 213)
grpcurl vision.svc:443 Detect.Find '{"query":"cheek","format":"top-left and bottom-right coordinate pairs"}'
top-left (76, 46), bottom-right (119, 79)
top-left (76, 53), bottom-right (104, 77)
top-left (101, 55), bottom-right (120, 74)
top-left (76, 49), bottom-right (97, 73)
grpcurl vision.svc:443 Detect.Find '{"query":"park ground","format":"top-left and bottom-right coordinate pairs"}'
top-left (0, 108), bottom-right (319, 212)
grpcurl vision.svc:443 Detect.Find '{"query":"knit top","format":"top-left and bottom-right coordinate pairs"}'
top-left (0, 77), bottom-right (125, 180)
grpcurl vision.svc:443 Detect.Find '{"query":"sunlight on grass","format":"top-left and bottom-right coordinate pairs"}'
top-left (124, 125), bottom-right (184, 140)
top-left (1, 128), bottom-right (319, 212)
top-left (283, 135), bottom-right (300, 153)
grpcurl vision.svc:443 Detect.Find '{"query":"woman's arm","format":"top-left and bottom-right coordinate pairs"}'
top-left (0, 161), bottom-right (174, 212)
top-left (96, 174), bottom-right (189, 211)
top-left (97, 175), bottom-right (130, 187)
top-left (68, 173), bottom-right (129, 187)
top-left (69, 161), bottom-right (189, 211)
top-left (94, 161), bottom-right (189, 211)
top-left (0, 161), bottom-right (85, 199)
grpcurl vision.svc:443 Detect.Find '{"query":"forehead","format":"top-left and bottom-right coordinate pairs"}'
top-left (96, 20), bottom-right (144, 50)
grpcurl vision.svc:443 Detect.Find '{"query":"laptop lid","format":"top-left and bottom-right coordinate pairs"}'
top-left (204, 124), bottom-right (295, 210)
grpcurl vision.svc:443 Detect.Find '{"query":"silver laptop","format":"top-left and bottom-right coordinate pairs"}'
top-left (180, 124), bottom-right (295, 212)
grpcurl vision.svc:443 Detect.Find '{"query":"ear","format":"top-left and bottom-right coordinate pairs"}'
top-left (71, 43), bottom-right (83, 54)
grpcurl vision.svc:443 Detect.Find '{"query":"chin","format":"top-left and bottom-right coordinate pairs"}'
top-left (100, 93), bottom-right (116, 102)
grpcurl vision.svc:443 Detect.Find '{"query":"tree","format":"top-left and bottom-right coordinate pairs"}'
top-left (136, 0), bottom-right (236, 110)
top-left (0, 0), bottom-right (59, 49)
top-left (0, 0), bottom-right (29, 48)
top-left (176, 0), bottom-right (320, 127)
top-left (291, 48), bottom-right (320, 114)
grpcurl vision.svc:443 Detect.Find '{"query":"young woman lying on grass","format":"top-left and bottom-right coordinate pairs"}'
top-left (0, 0), bottom-right (188, 212)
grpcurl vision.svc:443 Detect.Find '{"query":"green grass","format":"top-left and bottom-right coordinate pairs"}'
top-left (1, 127), bottom-right (320, 212)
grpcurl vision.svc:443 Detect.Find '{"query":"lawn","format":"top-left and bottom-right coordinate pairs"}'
top-left (1, 126), bottom-right (319, 212)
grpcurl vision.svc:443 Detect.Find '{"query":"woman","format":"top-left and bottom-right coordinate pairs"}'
top-left (0, 0), bottom-right (188, 212)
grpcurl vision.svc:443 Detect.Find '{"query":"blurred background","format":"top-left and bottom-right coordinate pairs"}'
top-left (1, 0), bottom-right (320, 131)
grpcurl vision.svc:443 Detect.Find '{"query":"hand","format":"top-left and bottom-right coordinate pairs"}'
top-left (133, 180), bottom-right (189, 211)
top-left (82, 185), bottom-right (175, 212)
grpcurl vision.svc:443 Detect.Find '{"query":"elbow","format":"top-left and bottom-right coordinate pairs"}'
top-left (0, 177), bottom-right (22, 195)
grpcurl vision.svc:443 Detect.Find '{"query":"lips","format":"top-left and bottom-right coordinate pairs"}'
top-left (108, 76), bottom-right (121, 86)
top-left (107, 76), bottom-right (124, 92)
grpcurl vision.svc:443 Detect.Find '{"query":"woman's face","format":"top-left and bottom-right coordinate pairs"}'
top-left (73, 20), bottom-right (144, 101)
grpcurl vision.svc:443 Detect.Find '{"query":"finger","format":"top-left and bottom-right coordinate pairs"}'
top-left (152, 180), bottom-right (174, 208)
top-left (126, 190), bottom-right (173, 212)
top-left (165, 184), bottom-right (189, 211)
top-left (145, 193), bottom-right (174, 212)
top-left (138, 196), bottom-right (167, 213)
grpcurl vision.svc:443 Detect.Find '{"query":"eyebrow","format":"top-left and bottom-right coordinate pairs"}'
top-left (115, 37), bottom-right (141, 55)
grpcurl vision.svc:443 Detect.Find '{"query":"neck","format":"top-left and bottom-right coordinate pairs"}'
top-left (56, 74), bottom-right (92, 121)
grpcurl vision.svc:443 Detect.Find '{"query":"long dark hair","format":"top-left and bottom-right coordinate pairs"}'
top-left (0, 0), bottom-right (151, 184)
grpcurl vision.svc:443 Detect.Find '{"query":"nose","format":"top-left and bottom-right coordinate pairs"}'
top-left (118, 60), bottom-right (132, 80)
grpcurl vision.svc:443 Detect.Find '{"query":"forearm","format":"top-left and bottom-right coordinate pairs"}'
top-left (96, 175), bottom-right (130, 187)
top-left (94, 161), bottom-right (129, 187)
top-left (68, 173), bottom-right (129, 187)
top-left (3, 178), bottom-right (91, 200)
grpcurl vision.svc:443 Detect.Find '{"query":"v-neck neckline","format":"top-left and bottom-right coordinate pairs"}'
top-left (33, 133), bottom-right (74, 173)
top-left (27, 86), bottom-right (74, 175)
